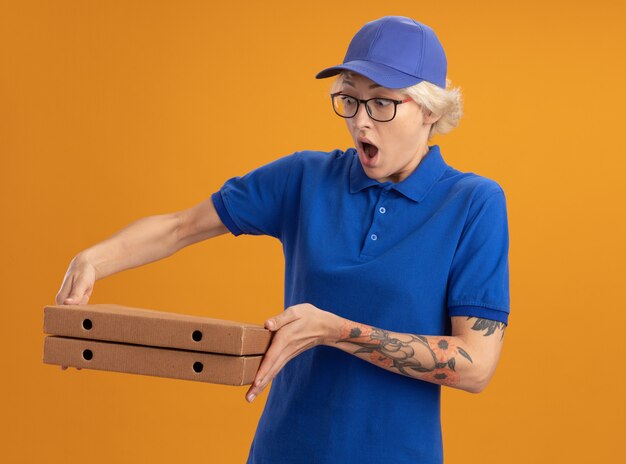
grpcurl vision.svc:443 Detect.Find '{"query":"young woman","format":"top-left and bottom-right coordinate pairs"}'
top-left (57, 16), bottom-right (510, 463)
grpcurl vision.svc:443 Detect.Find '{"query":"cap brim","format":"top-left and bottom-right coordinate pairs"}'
top-left (315, 60), bottom-right (424, 89)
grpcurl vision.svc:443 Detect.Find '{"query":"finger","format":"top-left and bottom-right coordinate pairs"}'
top-left (248, 339), bottom-right (315, 402)
top-left (246, 371), bottom-right (263, 402)
top-left (247, 344), bottom-right (307, 402)
top-left (56, 264), bottom-right (76, 305)
top-left (251, 341), bottom-right (284, 392)
top-left (265, 307), bottom-right (300, 331)
top-left (246, 363), bottom-right (269, 402)
top-left (56, 274), bottom-right (74, 305)
top-left (247, 333), bottom-right (289, 402)
top-left (245, 383), bottom-right (257, 402)
top-left (64, 279), bottom-right (91, 305)
top-left (257, 341), bottom-right (314, 392)
top-left (78, 287), bottom-right (93, 305)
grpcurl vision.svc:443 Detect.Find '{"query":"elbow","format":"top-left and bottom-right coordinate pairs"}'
top-left (464, 363), bottom-right (496, 394)
top-left (466, 380), bottom-right (488, 394)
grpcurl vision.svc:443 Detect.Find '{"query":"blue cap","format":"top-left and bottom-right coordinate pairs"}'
top-left (316, 16), bottom-right (447, 89)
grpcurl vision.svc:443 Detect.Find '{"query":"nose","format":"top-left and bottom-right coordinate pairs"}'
top-left (352, 101), bottom-right (372, 129)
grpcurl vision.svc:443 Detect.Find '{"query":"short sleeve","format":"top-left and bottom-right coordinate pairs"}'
top-left (211, 152), bottom-right (299, 239)
top-left (447, 188), bottom-right (510, 325)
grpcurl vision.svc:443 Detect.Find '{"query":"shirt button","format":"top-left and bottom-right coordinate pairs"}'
top-left (379, 207), bottom-right (386, 214)
top-left (370, 234), bottom-right (378, 241)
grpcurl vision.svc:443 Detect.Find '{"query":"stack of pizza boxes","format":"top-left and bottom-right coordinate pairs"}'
top-left (43, 304), bottom-right (271, 386)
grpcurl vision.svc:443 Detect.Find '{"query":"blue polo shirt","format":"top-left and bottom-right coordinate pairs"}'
top-left (211, 145), bottom-right (510, 464)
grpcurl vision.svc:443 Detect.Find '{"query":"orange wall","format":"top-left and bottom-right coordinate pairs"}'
top-left (1, 1), bottom-right (625, 462)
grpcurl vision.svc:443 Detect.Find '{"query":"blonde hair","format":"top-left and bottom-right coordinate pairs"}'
top-left (331, 71), bottom-right (463, 140)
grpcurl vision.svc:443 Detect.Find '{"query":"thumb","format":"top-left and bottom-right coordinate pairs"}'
top-left (265, 307), bottom-right (298, 331)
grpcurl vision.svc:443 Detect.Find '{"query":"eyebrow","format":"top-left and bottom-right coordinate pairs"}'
top-left (343, 80), bottom-right (381, 89)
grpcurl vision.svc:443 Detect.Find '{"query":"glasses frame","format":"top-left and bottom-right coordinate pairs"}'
top-left (330, 92), bottom-right (412, 122)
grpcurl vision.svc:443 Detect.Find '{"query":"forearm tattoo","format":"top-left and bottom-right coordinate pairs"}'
top-left (336, 323), bottom-right (473, 387)
top-left (469, 317), bottom-right (506, 341)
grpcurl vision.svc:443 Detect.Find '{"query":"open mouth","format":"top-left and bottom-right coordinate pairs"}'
top-left (362, 141), bottom-right (379, 159)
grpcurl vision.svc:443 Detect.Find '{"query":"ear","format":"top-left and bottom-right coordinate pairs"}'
top-left (422, 108), bottom-right (441, 125)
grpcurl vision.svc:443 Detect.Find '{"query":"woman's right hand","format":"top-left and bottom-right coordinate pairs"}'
top-left (55, 254), bottom-right (98, 305)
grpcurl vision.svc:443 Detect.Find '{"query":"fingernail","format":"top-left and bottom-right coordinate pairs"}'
top-left (266, 321), bottom-right (275, 330)
top-left (247, 393), bottom-right (256, 402)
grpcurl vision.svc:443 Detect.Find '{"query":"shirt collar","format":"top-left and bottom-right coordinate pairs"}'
top-left (349, 145), bottom-right (448, 202)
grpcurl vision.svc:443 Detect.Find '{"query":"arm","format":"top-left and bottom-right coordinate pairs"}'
top-left (245, 304), bottom-right (506, 402)
top-left (56, 197), bottom-right (228, 304)
top-left (329, 314), bottom-right (505, 393)
top-left (82, 197), bottom-right (228, 280)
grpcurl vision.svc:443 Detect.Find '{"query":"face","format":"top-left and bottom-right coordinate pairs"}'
top-left (336, 73), bottom-right (437, 183)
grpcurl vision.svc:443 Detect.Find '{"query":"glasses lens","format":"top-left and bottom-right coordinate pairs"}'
top-left (332, 94), bottom-right (358, 118)
top-left (366, 98), bottom-right (396, 122)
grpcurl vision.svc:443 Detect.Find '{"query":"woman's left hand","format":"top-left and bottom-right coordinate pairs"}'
top-left (245, 303), bottom-right (341, 403)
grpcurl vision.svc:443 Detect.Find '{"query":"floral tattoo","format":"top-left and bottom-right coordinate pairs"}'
top-left (335, 323), bottom-right (472, 387)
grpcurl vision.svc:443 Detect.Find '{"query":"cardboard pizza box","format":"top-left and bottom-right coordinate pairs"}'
top-left (43, 304), bottom-right (272, 356)
top-left (43, 335), bottom-right (262, 386)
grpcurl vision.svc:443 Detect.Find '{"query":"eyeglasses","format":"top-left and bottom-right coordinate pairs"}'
top-left (330, 92), bottom-right (412, 122)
